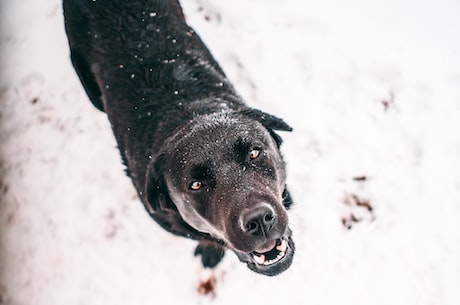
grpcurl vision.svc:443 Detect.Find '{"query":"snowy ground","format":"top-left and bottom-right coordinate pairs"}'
top-left (1, 0), bottom-right (460, 304)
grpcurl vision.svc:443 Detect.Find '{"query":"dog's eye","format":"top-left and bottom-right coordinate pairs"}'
top-left (249, 148), bottom-right (261, 160)
top-left (190, 181), bottom-right (203, 190)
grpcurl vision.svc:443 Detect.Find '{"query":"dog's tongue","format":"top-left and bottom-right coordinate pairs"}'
top-left (254, 239), bottom-right (277, 254)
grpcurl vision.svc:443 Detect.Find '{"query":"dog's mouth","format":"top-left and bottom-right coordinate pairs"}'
top-left (252, 238), bottom-right (288, 266)
top-left (234, 233), bottom-right (295, 276)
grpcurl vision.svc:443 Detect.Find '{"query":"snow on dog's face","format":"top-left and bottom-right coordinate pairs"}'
top-left (145, 110), bottom-right (294, 276)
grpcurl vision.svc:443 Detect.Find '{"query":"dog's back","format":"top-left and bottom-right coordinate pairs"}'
top-left (63, 0), bottom-right (244, 186)
top-left (63, 0), bottom-right (240, 115)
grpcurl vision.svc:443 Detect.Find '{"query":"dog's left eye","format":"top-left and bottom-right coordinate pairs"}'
top-left (249, 148), bottom-right (261, 160)
top-left (190, 181), bottom-right (203, 190)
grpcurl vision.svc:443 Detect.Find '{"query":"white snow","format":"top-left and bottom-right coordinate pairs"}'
top-left (1, 0), bottom-right (460, 304)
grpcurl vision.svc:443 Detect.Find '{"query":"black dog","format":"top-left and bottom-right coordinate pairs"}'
top-left (63, 0), bottom-right (294, 276)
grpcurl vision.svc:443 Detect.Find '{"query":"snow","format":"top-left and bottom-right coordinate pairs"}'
top-left (1, 0), bottom-right (460, 304)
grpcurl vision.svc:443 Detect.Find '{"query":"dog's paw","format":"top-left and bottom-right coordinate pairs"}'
top-left (194, 240), bottom-right (225, 268)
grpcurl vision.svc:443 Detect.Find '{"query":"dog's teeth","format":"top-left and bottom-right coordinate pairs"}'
top-left (253, 240), bottom-right (288, 266)
top-left (276, 240), bottom-right (287, 252)
top-left (253, 254), bottom-right (265, 265)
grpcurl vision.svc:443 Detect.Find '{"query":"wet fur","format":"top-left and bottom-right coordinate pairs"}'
top-left (63, 0), bottom-right (294, 274)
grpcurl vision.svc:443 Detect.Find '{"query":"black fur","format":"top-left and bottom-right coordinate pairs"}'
top-left (64, 0), bottom-right (295, 276)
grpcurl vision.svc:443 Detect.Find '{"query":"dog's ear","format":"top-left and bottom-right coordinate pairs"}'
top-left (240, 108), bottom-right (293, 132)
top-left (143, 154), bottom-right (174, 214)
top-left (240, 108), bottom-right (292, 147)
top-left (282, 187), bottom-right (294, 210)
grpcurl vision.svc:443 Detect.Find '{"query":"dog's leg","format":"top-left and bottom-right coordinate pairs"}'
top-left (63, 0), bottom-right (105, 112)
top-left (69, 51), bottom-right (105, 111)
top-left (194, 240), bottom-right (225, 268)
top-left (195, 241), bottom-right (225, 296)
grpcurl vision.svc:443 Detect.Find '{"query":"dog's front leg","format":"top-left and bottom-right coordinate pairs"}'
top-left (194, 240), bottom-right (226, 268)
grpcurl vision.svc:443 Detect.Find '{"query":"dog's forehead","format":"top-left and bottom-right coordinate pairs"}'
top-left (169, 113), bottom-right (274, 167)
top-left (182, 113), bottom-right (270, 147)
top-left (196, 113), bottom-right (266, 136)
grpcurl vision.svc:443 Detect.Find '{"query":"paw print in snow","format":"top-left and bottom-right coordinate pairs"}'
top-left (341, 192), bottom-right (375, 230)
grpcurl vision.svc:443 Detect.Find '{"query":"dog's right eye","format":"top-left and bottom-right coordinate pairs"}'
top-left (190, 181), bottom-right (203, 190)
top-left (249, 148), bottom-right (261, 160)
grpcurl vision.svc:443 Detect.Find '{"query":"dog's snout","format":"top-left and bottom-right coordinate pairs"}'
top-left (242, 204), bottom-right (276, 236)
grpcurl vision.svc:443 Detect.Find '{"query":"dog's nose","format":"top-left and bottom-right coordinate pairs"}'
top-left (242, 204), bottom-right (276, 236)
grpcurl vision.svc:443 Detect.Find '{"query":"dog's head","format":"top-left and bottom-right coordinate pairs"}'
top-left (144, 108), bottom-right (294, 276)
